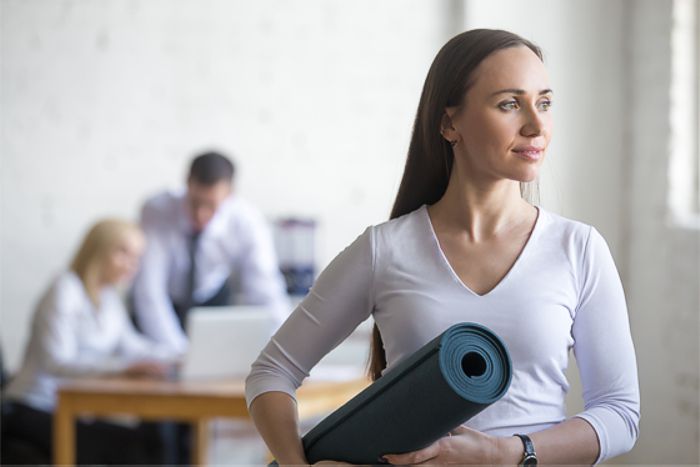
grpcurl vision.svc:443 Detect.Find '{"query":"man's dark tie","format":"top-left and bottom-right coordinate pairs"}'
top-left (175, 230), bottom-right (201, 330)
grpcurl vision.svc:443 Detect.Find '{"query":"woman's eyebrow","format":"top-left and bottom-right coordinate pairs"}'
top-left (490, 88), bottom-right (554, 97)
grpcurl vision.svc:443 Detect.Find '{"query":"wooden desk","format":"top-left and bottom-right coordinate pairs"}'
top-left (54, 377), bottom-right (368, 466)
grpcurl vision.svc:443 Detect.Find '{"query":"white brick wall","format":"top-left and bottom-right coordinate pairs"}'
top-left (622, 0), bottom-right (699, 463)
top-left (0, 0), bottom-right (451, 369)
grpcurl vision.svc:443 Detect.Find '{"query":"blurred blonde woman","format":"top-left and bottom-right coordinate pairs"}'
top-left (3, 219), bottom-right (175, 465)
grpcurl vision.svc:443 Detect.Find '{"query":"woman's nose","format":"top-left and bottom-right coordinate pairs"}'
top-left (520, 108), bottom-right (545, 137)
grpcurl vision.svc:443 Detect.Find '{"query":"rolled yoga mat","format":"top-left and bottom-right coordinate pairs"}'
top-left (302, 322), bottom-right (512, 464)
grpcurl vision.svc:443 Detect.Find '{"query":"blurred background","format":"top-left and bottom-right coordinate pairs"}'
top-left (1, 0), bottom-right (698, 464)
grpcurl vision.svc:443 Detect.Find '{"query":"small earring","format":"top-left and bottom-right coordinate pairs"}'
top-left (450, 140), bottom-right (458, 147)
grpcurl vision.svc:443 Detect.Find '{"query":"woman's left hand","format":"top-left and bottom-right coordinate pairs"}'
top-left (382, 425), bottom-right (501, 465)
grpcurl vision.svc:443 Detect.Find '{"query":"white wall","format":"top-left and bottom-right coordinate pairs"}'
top-left (0, 0), bottom-right (453, 369)
top-left (624, 1), bottom-right (699, 463)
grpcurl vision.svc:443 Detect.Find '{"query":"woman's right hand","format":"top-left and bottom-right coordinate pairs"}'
top-left (123, 360), bottom-right (171, 379)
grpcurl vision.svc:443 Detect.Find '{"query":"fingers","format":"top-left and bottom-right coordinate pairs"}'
top-left (383, 440), bottom-right (441, 465)
top-left (451, 424), bottom-right (470, 435)
top-left (146, 362), bottom-right (171, 378)
top-left (124, 361), bottom-right (169, 378)
top-left (147, 364), bottom-right (169, 378)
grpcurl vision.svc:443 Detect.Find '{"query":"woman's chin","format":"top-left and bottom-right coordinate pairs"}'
top-left (511, 173), bottom-right (539, 184)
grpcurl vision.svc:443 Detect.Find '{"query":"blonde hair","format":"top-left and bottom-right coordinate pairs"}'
top-left (70, 219), bottom-right (142, 306)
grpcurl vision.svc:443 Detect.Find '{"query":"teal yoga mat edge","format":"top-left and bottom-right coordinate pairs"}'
top-left (438, 322), bottom-right (513, 405)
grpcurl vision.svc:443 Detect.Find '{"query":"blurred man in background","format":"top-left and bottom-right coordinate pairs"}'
top-left (131, 151), bottom-right (289, 355)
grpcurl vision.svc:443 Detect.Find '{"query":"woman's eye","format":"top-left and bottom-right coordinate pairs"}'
top-left (499, 100), bottom-right (519, 111)
top-left (538, 99), bottom-right (553, 111)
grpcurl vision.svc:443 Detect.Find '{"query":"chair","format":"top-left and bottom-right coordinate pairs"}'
top-left (1, 345), bottom-right (51, 464)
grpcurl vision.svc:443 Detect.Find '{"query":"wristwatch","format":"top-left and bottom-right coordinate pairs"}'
top-left (513, 433), bottom-right (538, 466)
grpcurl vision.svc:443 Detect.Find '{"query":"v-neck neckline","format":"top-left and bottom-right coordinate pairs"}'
top-left (421, 204), bottom-right (543, 298)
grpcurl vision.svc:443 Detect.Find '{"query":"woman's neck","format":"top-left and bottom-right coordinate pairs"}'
top-left (429, 169), bottom-right (534, 242)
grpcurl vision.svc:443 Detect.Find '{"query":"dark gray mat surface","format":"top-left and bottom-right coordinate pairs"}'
top-left (302, 322), bottom-right (512, 464)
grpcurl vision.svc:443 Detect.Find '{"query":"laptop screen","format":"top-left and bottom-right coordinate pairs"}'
top-left (180, 306), bottom-right (276, 380)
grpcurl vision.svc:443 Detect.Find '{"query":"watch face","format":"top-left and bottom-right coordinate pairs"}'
top-left (523, 454), bottom-right (538, 466)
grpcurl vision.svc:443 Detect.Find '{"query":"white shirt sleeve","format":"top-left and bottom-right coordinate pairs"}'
top-left (132, 206), bottom-right (188, 355)
top-left (5, 272), bottom-right (179, 410)
top-left (39, 281), bottom-right (133, 376)
top-left (237, 209), bottom-right (292, 327)
top-left (114, 298), bottom-right (178, 362)
top-left (245, 227), bottom-right (375, 407)
top-left (571, 227), bottom-right (641, 463)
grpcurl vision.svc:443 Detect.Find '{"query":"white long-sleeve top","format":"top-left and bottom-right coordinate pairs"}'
top-left (5, 271), bottom-right (174, 411)
top-left (132, 190), bottom-right (290, 354)
top-left (245, 205), bottom-right (640, 463)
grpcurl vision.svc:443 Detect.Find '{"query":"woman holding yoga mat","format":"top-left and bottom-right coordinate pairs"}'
top-left (246, 29), bottom-right (640, 465)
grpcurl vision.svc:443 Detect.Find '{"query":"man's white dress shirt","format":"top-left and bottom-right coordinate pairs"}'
top-left (132, 190), bottom-right (289, 354)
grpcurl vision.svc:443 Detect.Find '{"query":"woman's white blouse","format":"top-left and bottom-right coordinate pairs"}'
top-left (5, 271), bottom-right (174, 411)
top-left (245, 205), bottom-right (640, 463)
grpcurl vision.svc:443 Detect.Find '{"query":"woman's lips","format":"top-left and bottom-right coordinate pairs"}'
top-left (512, 147), bottom-right (544, 161)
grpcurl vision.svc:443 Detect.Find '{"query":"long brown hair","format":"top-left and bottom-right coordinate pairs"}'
top-left (368, 29), bottom-right (543, 381)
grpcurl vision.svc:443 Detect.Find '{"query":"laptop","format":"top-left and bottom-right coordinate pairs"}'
top-left (179, 306), bottom-right (276, 381)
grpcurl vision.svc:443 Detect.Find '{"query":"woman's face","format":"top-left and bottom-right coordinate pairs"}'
top-left (445, 45), bottom-right (553, 184)
top-left (102, 231), bottom-right (145, 285)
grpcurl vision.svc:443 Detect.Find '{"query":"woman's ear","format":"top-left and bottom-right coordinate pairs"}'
top-left (440, 109), bottom-right (459, 146)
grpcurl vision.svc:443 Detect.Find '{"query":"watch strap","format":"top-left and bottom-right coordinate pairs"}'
top-left (513, 433), bottom-right (537, 466)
